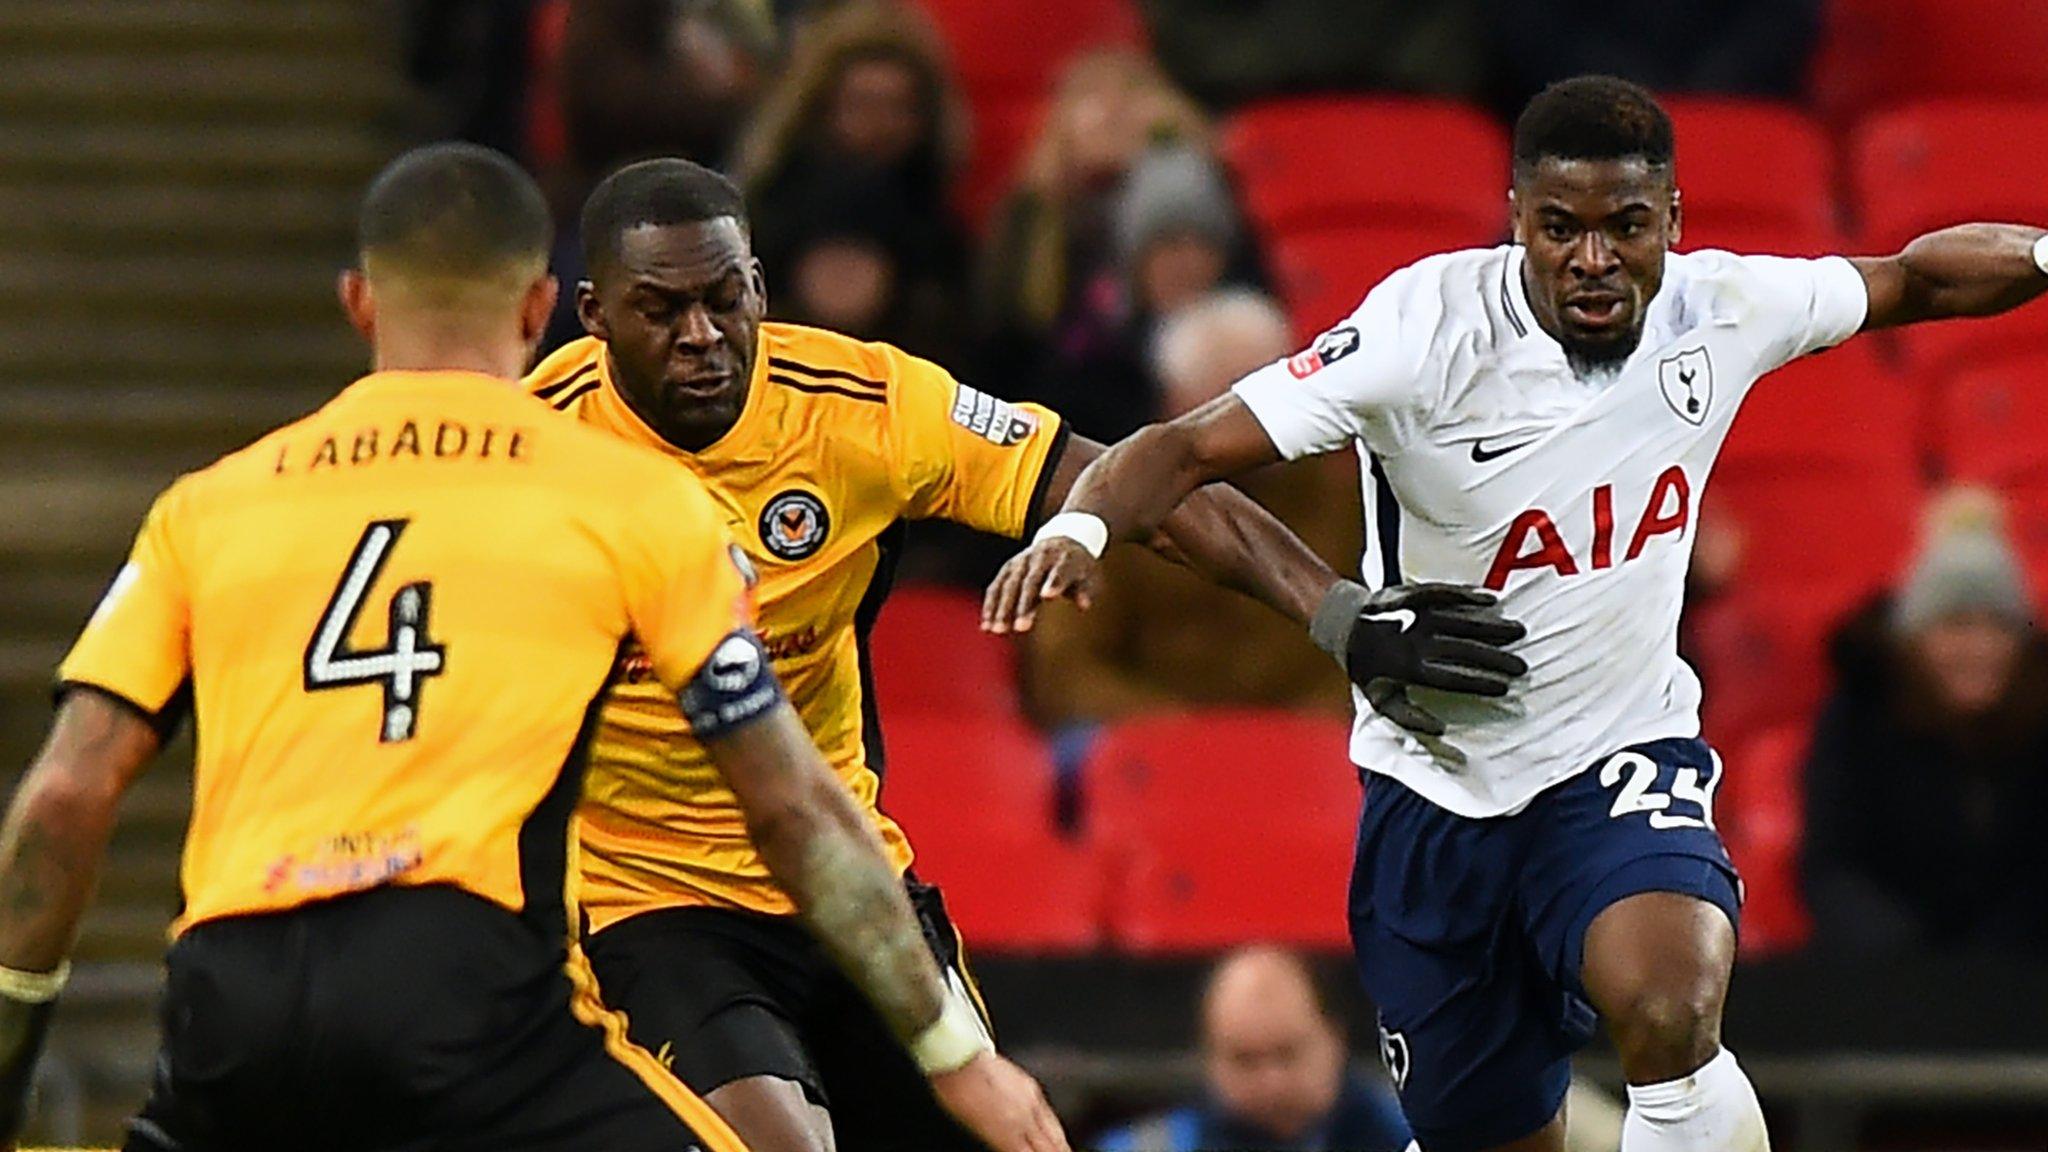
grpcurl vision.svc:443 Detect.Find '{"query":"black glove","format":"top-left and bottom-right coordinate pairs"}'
top-left (0, 989), bottom-right (56, 1144)
top-left (1310, 580), bottom-right (1528, 736)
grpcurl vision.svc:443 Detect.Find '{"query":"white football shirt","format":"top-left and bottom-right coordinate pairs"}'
top-left (1234, 245), bottom-right (1868, 816)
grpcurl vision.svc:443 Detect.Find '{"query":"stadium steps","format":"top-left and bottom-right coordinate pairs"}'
top-left (0, 4), bottom-right (401, 1142)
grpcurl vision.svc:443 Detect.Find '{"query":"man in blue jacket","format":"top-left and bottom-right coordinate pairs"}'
top-left (1096, 947), bottom-right (1410, 1152)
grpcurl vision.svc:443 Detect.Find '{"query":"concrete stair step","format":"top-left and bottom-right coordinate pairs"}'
top-left (0, 384), bottom-right (325, 447)
top-left (0, 254), bottom-right (339, 320)
top-left (71, 905), bottom-right (175, 965)
top-left (0, 53), bottom-right (395, 122)
top-left (0, 0), bottom-right (375, 54)
top-left (0, 123), bottom-right (387, 181)
top-left (0, 183), bottom-right (356, 253)
top-left (0, 317), bottom-right (362, 382)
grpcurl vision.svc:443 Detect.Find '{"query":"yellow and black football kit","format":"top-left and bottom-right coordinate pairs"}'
top-left (59, 370), bottom-right (756, 1152)
top-left (526, 324), bottom-right (1064, 1146)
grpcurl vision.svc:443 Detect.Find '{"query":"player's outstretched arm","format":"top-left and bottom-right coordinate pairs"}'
top-left (982, 393), bottom-right (1283, 633)
top-left (703, 702), bottom-right (1069, 1152)
top-left (0, 688), bottom-right (161, 1145)
top-left (1853, 223), bottom-right (2048, 330)
top-left (991, 428), bottom-right (1345, 634)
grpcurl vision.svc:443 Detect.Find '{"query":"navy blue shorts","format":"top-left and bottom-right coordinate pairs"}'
top-left (1351, 736), bottom-right (1741, 1152)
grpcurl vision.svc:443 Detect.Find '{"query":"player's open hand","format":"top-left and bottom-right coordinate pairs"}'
top-left (930, 1050), bottom-right (1071, 1152)
top-left (981, 538), bottom-right (1102, 635)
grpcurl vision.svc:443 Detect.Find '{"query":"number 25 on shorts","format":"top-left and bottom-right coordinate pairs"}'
top-left (1599, 750), bottom-right (1720, 830)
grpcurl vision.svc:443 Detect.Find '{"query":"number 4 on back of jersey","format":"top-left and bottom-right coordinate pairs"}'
top-left (304, 520), bottom-right (446, 743)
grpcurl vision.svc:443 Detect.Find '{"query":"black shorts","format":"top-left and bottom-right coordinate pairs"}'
top-left (122, 885), bottom-right (741, 1152)
top-left (583, 880), bottom-right (990, 1152)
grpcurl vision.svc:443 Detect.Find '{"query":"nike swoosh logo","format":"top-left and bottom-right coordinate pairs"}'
top-left (1470, 438), bottom-right (1538, 463)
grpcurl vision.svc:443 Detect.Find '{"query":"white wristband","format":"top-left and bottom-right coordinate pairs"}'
top-left (0, 960), bottom-right (70, 1005)
top-left (1030, 511), bottom-right (1109, 559)
top-left (909, 986), bottom-right (993, 1075)
top-left (2031, 232), bottom-right (2048, 277)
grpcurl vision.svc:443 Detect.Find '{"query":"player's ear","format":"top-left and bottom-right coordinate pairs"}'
top-left (746, 256), bottom-right (769, 320)
top-left (576, 280), bottom-right (610, 342)
top-left (1668, 187), bottom-right (1683, 249)
top-left (519, 274), bottom-right (560, 347)
top-left (339, 269), bottom-right (376, 342)
top-left (1507, 187), bottom-right (1525, 246)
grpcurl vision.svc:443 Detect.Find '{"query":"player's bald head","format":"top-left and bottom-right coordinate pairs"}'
top-left (356, 143), bottom-right (552, 311)
top-left (581, 158), bottom-right (750, 279)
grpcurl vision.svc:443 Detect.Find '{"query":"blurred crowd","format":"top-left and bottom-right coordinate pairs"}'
top-left (397, 0), bottom-right (2048, 984)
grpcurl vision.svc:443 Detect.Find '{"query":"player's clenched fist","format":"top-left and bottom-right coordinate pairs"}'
top-left (981, 534), bottom-right (1102, 634)
top-left (1310, 580), bottom-right (1529, 736)
top-left (930, 1051), bottom-right (1071, 1152)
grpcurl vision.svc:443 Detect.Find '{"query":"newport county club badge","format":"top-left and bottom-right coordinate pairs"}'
top-left (759, 490), bottom-right (831, 562)
top-left (1658, 346), bottom-right (1714, 426)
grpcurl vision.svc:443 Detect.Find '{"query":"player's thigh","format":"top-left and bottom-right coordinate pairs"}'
top-left (708, 1074), bottom-right (837, 1152)
top-left (1351, 777), bottom-right (1576, 1152)
top-left (1516, 738), bottom-right (1741, 1021)
top-left (805, 882), bottom-right (989, 1152)
top-left (584, 908), bottom-right (830, 1104)
top-left (447, 1002), bottom-right (745, 1152)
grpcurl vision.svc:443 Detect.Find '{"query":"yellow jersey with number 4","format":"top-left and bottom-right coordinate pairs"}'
top-left (525, 323), bottom-right (1066, 929)
top-left (58, 370), bottom-right (753, 938)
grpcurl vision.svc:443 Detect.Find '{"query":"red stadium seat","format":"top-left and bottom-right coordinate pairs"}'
top-left (906, 820), bottom-right (1106, 952)
top-left (1718, 723), bottom-right (1813, 956)
top-left (1813, 0), bottom-right (2048, 119)
top-left (1935, 355), bottom-right (2048, 604)
top-left (1110, 820), bottom-right (1354, 953)
top-left (912, 0), bottom-right (1141, 96)
top-left (1709, 341), bottom-right (1922, 610)
top-left (1690, 583), bottom-right (1849, 741)
top-left (1663, 98), bottom-right (1835, 241)
top-left (879, 715), bottom-right (1103, 950)
top-left (1267, 224), bottom-right (1486, 340)
top-left (1850, 101), bottom-right (2048, 254)
top-left (866, 585), bottom-right (1021, 719)
top-left (1674, 218), bottom-right (1842, 261)
top-left (912, 0), bottom-right (1143, 232)
top-left (1220, 97), bottom-right (1509, 237)
top-left (880, 714), bottom-right (1060, 832)
top-left (1896, 307), bottom-right (2048, 380)
top-left (1080, 710), bottom-right (1361, 844)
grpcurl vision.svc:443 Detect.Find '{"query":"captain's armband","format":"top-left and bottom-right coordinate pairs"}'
top-left (678, 629), bottom-right (785, 738)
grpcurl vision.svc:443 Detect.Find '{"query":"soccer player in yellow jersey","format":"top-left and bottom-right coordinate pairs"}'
top-left (525, 159), bottom-right (1344, 1152)
top-left (0, 145), bottom-right (1065, 1152)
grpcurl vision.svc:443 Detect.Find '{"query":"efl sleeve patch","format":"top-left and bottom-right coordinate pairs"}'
top-left (678, 628), bottom-right (785, 739)
top-left (950, 383), bottom-right (1039, 447)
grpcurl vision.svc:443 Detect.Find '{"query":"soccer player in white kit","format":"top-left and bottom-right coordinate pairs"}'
top-left (984, 76), bottom-right (2048, 1152)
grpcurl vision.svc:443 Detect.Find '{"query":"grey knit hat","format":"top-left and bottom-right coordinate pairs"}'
top-left (1115, 144), bottom-right (1239, 262)
top-left (1893, 488), bottom-right (2031, 633)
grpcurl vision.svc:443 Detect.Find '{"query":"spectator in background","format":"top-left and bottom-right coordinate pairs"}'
top-left (1803, 489), bottom-right (2048, 956)
top-left (1140, 0), bottom-right (1487, 110)
top-left (976, 51), bottom-right (1228, 436)
top-left (1485, 0), bottom-right (1821, 114)
top-left (1024, 291), bottom-right (1359, 729)
top-left (398, 0), bottom-right (539, 161)
top-left (1095, 946), bottom-right (1409, 1152)
top-left (540, 0), bottom-right (779, 348)
top-left (735, 1), bottom-right (972, 363)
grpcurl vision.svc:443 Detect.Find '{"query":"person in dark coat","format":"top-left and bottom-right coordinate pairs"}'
top-left (1802, 489), bottom-right (2048, 956)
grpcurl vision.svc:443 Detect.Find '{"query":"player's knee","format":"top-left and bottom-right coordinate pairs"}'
top-left (1607, 982), bottom-right (1722, 1079)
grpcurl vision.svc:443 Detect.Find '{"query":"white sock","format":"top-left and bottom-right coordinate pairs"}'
top-left (1620, 1047), bottom-right (1770, 1152)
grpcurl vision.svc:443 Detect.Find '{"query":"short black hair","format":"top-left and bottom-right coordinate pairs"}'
top-left (1512, 75), bottom-right (1674, 181)
top-left (581, 158), bottom-right (749, 274)
top-left (357, 142), bottom-right (551, 281)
